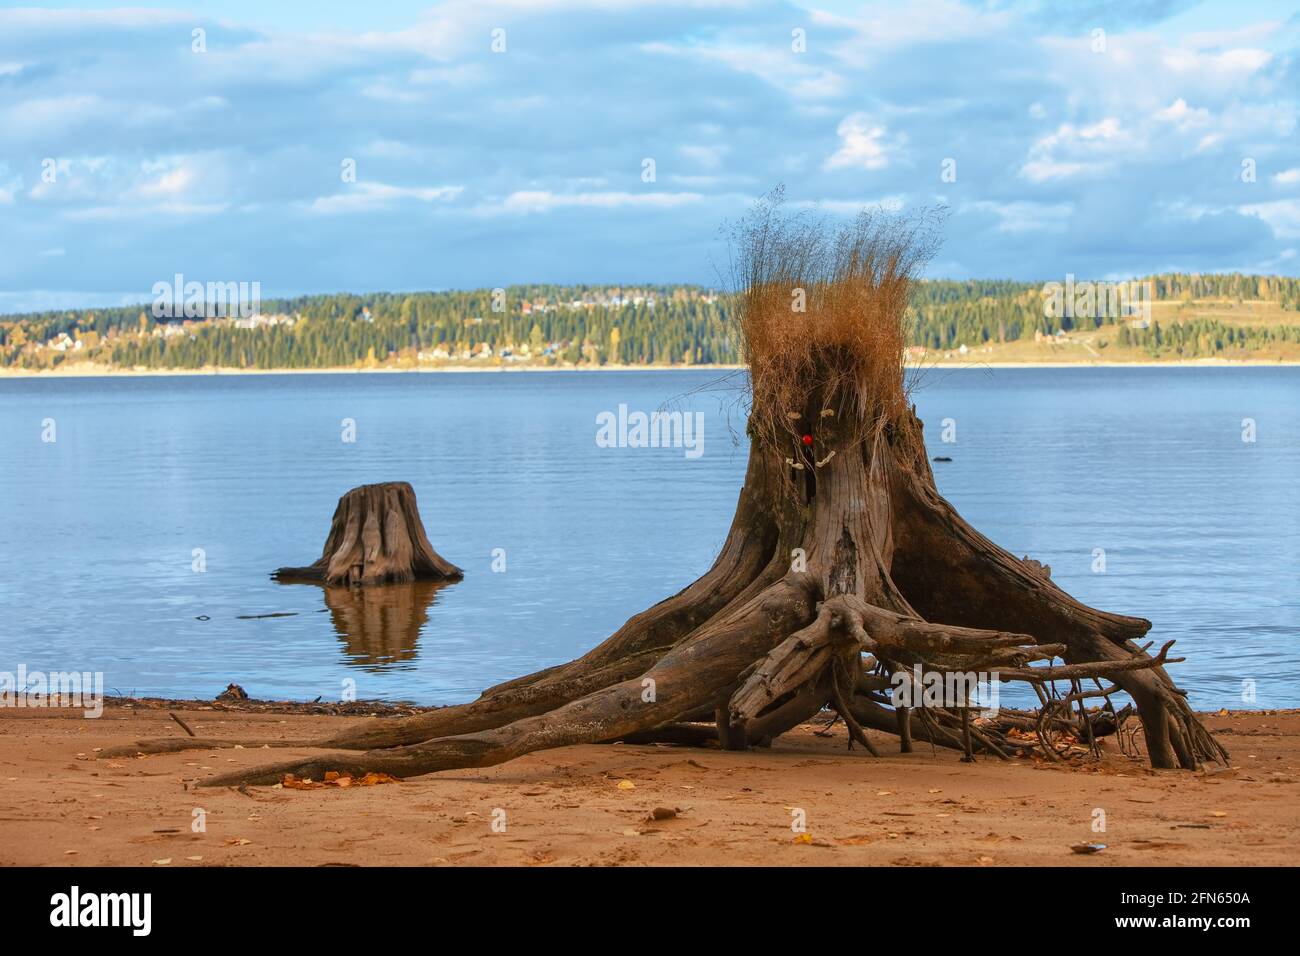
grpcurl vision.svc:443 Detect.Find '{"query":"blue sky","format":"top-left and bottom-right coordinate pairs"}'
top-left (1, 0), bottom-right (1297, 312)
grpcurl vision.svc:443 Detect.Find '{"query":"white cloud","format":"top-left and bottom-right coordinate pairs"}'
top-left (138, 166), bottom-right (194, 198)
top-left (1155, 98), bottom-right (1210, 129)
top-left (1019, 119), bottom-right (1124, 182)
top-left (25, 153), bottom-right (240, 213)
top-left (1019, 160), bottom-right (1088, 183)
top-left (310, 182), bottom-right (463, 214)
top-left (1077, 118), bottom-right (1121, 141)
top-left (1162, 46), bottom-right (1271, 78)
top-left (1241, 199), bottom-right (1300, 239)
top-left (1274, 169), bottom-right (1300, 185)
top-left (798, 196), bottom-right (907, 215)
top-left (482, 190), bottom-right (706, 215)
top-left (824, 114), bottom-right (900, 171)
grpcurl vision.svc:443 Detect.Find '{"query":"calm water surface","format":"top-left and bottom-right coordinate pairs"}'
top-left (0, 367), bottom-right (1295, 709)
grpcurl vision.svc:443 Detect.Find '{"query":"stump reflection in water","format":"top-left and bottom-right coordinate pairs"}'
top-left (315, 581), bottom-right (452, 669)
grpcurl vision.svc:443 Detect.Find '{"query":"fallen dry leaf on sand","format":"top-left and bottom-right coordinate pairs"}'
top-left (281, 771), bottom-right (398, 790)
top-left (355, 772), bottom-right (398, 786)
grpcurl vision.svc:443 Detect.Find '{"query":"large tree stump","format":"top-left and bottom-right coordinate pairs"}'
top-left (112, 197), bottom-right (1225, 781)
top-left (272, 482), bottom-right (463, 586)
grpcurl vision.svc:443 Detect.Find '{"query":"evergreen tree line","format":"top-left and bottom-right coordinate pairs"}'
top-left (3, 274), bottom-right (1299, 370)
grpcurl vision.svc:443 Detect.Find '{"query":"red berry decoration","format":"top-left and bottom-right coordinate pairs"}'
top-left (802, 434), bottom-right (813, 446)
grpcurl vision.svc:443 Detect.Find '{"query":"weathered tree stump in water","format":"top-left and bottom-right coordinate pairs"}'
top-left (272, 482), bottom-right (463, 586)
top-left (114, 198), bottom-right (1225, 781)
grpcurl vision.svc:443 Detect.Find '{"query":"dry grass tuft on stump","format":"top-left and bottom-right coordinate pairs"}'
top-left (730, 191), bottom-right (940, 461)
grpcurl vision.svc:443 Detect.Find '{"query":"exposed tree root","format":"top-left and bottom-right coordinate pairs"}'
top-left (204, 575), bottom-right (820, 786)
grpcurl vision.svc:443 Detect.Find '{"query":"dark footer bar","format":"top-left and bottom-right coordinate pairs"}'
top-left (1, 865), bottom-right (1278, 939)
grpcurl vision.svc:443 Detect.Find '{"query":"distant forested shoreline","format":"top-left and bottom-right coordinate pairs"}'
top-left (4, 273), bottom-right (1300, 372)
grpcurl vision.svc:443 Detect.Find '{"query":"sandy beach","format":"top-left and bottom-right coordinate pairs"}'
top-left (1, 700), bottom-right (1295, 867)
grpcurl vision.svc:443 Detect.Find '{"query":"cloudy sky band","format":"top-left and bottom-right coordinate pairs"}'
top-left (0, 0), bottom-right (1296, 311)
